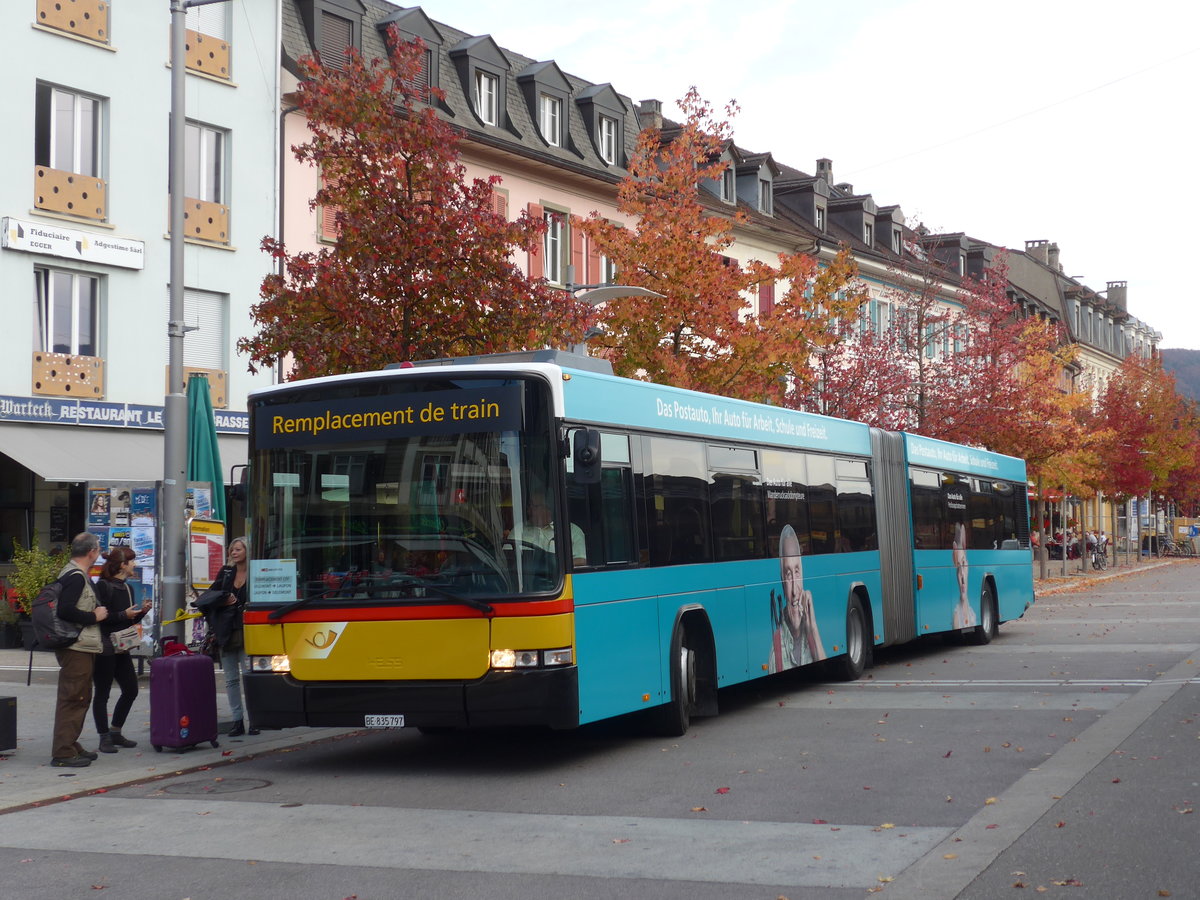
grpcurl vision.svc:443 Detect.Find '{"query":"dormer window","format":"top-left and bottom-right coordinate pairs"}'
top-left (864, 222), bottom-right (874, 246)
top-left (759, 179), bottom-right (772, 215)
top-left (598, 115), bottom-right (617, 165)
top-left (816, 206), bottom-right (826, 232)
top-left (721, 168), bottom-right (734, 203)
top-left (892, 228), bottom-right (902, 253)
top-left (476, 71), bottom-right (497, 125)
top-left (300, 0), bottom-right (366, 73)
top-left (540, 94), bottom-right (562, 146)
top-left (376, 5), bottom-right (440, 101)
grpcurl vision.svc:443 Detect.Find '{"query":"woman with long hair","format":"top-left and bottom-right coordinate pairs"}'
top-left (93, 545), bottom-right (151, 752)
top-left (207, 537), bottom-right (257, 736)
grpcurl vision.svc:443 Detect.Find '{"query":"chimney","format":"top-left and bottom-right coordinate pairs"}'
top-left (1047, 242), bottom-right (1061, 272)
top-left (1106, 280), bottom-right (1127, 313)
top-left (816, 158), bottom-right (834, 185)
top-left (834, 182), bottom-right (854, 194)
top-left (636, 99), bottom-right (662, 131)
top-left (1024, 239), bottom-right (1049, 265)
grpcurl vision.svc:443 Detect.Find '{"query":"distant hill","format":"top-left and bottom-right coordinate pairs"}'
top-left (1161, 348), bottom-right (1200, 401)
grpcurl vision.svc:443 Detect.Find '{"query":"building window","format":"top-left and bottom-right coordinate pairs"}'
top-left (758, 179), bottom-right (772, 214)
top-left (320, 11), bottom-right (354, 72)
top-left (35, 268), bottom-right (99, 357)
top-left (600, 254), bottom-right (617, 284)
top-left (34, 84), bottom-right (101, 177)
top-left (166, 287), bottom-right (226, 369)
top-left (539, 94), bottom-right (562, 147)
top-left (892, 228), bottom-right (902, 253)
top-left (815, 205), bottom-right (826, 232)
top-left (864, 222), bottom-right (874, 246)
top-left (598, 114), bottom-right (617, 164)
top-left (476, 70), bottom-right (498, 126)
top-left (186, 3), bottom-right (229, 38)
top-left (184, 123), bottom-right (225, 203)
top-left (721, 169), bottom-right (734, 203)
top-left (543, 210), bottom-right (565, 283)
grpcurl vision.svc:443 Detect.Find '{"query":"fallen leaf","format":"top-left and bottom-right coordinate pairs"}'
top-left (985, 797), bottom-right (998, 805)
top-left (944, 853), bottom-right (958, 860)
top-left (877, 876), bottom-right (894, 883)
top-left (690, 807), bottom-right (707, 812)
top-left (812, 818), bottom-right (828, 824)
top-left (612, 838), bottom-right (630, 844)
top-left (1112, 778), bottom-right (1121, 784)
top-left (1056, 821), bottom-right (1066, 828)
top-left (986, 824), bottom-right (999, 829)
top-left (90, 886), bottom-right (107, 891)
top-left (715, 787), bottom-right (731, 794)
top-left (1157, 891), bottom-right (1171, 897)
top-left (880, 823), bottom-right (895, 829)
top-left (944, 750), bottom-right (953, 758)
top-left (1013, 882), bottom-right (1026, 889)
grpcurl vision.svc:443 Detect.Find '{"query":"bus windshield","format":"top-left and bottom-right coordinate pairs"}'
top-left (249, 374), bottom-right (564, 605)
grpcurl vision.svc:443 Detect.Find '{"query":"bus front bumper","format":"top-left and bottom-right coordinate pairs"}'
top-left (244, 666), bottom-right (580, 731)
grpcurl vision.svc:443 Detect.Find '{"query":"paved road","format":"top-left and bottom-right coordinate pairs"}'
top-left (0, 561), bottom-right (1196, 899)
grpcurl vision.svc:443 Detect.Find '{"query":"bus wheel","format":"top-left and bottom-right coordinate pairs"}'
top-left (969, 584), bottom-right (998, 645)
top-left (830, 595), bottom-right (868, 681)
top-left (655, 625), bottom-right (696, 737)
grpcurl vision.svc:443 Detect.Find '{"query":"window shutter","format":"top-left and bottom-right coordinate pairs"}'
top-left (491, 189), bottom-right (508, 219)
top-left (166, 287), bottom-right (225, 369)
top-left (320, 12), bottom-right (353, 71)
top-left (571, 224), bottom-right (584, 285)
top-left (406, 48), bottom-right (432, 101)
top-left (759, 281), bottom-right (775, 316)
top-left (586, 236), bottom-right (600, 284)
top-left (186, 5), bottom-right (228, 38)
top-left (320, 175), bottom-right (342, 239)
top-left (527, 202), bottom-right (544, 279)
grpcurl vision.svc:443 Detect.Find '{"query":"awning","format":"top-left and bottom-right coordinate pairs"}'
top-left (0, 423), bottom-right (247, 484)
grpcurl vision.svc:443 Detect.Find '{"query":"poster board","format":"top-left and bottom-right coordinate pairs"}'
top-left (189, 518), bottom-right (227, 589)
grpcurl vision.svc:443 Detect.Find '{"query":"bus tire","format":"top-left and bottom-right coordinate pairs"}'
top-left (654, 624), bottom-right (696, 737)
top-left (969, 584), bottom-right (998, 645)
top-left (829, 594), bottom-right (868, 681)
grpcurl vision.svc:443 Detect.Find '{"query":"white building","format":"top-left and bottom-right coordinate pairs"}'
top-left (0, 1), bottom-right (279, 565)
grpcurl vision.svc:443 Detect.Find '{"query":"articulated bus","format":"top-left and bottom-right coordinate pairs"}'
top-left (242, 350), bottom-right (1034, 735)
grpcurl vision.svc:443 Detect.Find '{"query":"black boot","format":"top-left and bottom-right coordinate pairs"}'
top-left (227, 721), bottom-right (246, 737)
top-left (110, 729), bottom-right (137, 748)
top-left (98, 733), bottom-right (118, 753)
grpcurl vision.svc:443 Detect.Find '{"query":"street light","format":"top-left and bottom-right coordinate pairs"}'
top-left (562, 265), bottom-right (662, 355)
top-left (163, 0), bottom-right (230, 641)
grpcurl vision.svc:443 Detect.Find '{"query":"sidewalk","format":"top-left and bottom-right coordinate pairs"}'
top-left (1032, 552), bottom-right (1184, 596)
top-left (0, 649), bottom-right (351, 813)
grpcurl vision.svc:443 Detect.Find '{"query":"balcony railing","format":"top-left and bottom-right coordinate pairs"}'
top-left (36, 0), bottom-right (109, 44)
top-left (184, 28), bottom-right (230, 80)
top-left (32, 352), bottom-right (104, 398)
top-left (34, 167), bottom-right (107, 221)
top-left (169, 367), bottom-right (229, 409)
top-left (177, 197), bottom-right (230, 244)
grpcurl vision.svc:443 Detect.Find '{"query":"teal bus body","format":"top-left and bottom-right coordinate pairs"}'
top-left (242, 352), bottom-right (1034, 734)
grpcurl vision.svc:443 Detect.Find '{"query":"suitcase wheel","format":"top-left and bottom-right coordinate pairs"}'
top-left (153, 745), bottom-right (162, 753)
top-left (211, 740), bottom-right (220, 749)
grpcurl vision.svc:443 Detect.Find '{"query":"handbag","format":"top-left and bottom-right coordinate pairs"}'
top-left (194, 585), bottom-right (229, 612)
top-left (111, 624), bottom-right (141, 653)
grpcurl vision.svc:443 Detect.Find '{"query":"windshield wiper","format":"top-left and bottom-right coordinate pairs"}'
top-left (267, 574), bottom-right (493, 620)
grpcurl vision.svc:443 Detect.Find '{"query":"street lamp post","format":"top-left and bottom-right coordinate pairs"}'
top-left (562, 266), bottom-right (662, 354)
top-left (163, 0), bottom-right (229, 641)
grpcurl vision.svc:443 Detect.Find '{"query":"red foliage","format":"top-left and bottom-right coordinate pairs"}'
top-left (239, 31), bottom-right (589, 379)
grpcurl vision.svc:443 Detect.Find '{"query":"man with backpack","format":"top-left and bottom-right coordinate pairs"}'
top-left (49, 533), bottom-right (107, 768)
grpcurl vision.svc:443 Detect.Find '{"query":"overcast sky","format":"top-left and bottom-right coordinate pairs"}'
top-left (422, 0), bottom-right (1200, 350)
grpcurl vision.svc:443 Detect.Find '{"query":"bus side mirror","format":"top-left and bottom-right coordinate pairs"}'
top-left (229, 464), bottom-right (248, 502)
top-left (573, 429), bottom-right (602, 484)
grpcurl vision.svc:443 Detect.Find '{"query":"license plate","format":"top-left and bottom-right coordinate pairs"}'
top-left (364, 714), bottom-right (405, 728)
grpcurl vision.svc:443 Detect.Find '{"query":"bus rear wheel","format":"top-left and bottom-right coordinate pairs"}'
top-left (969, 584), bottom-right (998, 645)
top-left (654, 625), bottom-right (696, 737)
top-left (829, 595), bottom-right (868, 681)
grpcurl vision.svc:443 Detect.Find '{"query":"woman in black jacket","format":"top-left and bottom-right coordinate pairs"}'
top-left (93, 545), bottom-right (151, 753)
top-left (204, 537), bottom-right (257, 737)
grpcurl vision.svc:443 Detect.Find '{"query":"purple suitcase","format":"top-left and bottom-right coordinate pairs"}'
top-left (150, 651), bottom-right (220, 751)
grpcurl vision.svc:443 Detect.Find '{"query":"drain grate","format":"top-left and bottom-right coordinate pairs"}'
top-left (162, 777), bottom-right (272, 795)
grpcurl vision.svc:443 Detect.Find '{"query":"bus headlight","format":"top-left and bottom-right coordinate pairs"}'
top-left (542, 647), bottom-right (573, 666)
top-left (248, 655), bottom-right (291, 674)
top-left (490, 648), bottom-right (572, 669)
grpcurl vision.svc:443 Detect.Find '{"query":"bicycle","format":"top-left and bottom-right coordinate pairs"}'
top-left (1091, 542), bottom-right (1108, 570)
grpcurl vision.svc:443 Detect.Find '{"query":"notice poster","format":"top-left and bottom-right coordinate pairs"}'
top-left (111, 489), bottom-right (132, 527)
top-left (187, 486), bottom-right (213, 522)
top-left (109, 527), bottom-right (132, 548)
top-left (132, 526), bottom-right (156, 567)
top-left (131, 489), bottom-right (157, 526)
top-left (189, 519), bottom-right (227, 589)
top-left (88, 488), bottom-right (111, 527)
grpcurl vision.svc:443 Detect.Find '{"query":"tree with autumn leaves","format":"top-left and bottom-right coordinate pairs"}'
top-left (239, 33), bottom-right (588, 379)
top-left (573, 89), bottom-right (863, 403)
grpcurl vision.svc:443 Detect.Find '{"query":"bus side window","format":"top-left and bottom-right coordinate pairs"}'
top-left (806, 454), bottom-right (839, 555)
top-left (567, 431), bottom-right (636, 567)
top-left (643, 437), bottom-right (711, 567)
